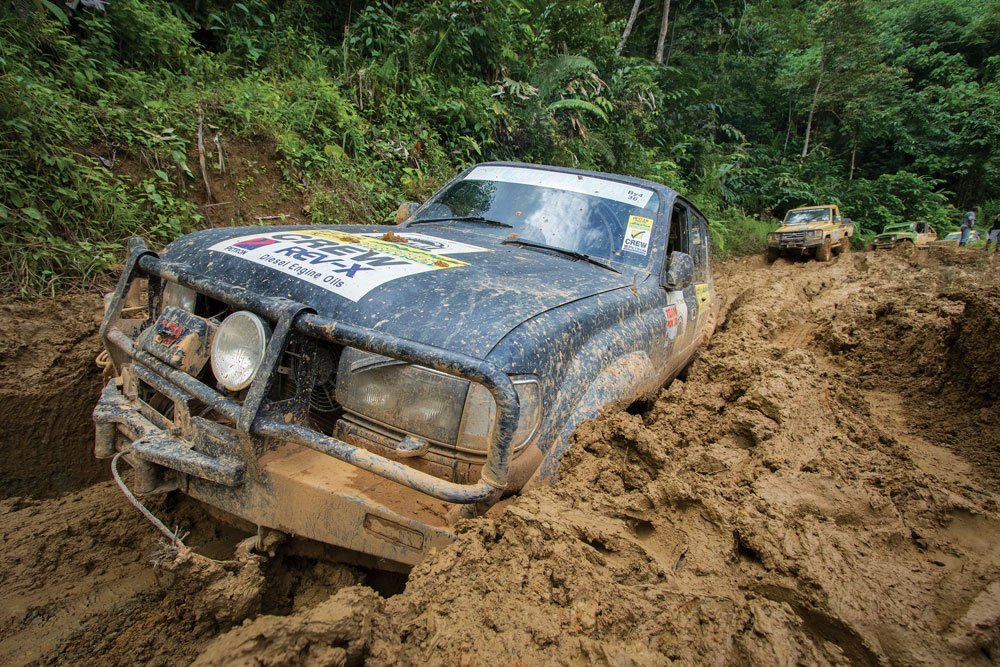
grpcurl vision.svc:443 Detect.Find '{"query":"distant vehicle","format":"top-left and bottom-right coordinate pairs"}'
top-left (871, 221), bottom-right (937, 250)
top-left (93, 162), bottom-right (716, 568)
top-left (766, 204), bottom-right (854, 263)
top-left (935, 230), bottom-right (982, 245)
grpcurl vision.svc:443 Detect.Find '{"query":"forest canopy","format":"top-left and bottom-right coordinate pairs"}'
top-left (1, 0), bottom-right (998, 294)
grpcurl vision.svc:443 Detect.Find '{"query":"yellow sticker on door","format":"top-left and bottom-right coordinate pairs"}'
top-left (696, 282), bottom-right (712, 307)
top-left (622, 215), bottom-right (653, 256)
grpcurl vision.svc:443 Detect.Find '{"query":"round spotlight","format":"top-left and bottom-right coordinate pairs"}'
top-left (210, 311), bottom-right (271, 391)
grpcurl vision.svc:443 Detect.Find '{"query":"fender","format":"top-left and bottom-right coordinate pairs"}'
top-left (521, 350), bottom-right (661, 491)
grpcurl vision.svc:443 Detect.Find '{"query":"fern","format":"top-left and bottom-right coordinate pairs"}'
top-left (546, 98), bottom-right (608, 122)
top-left (535, 54), bottom-right (598, 99)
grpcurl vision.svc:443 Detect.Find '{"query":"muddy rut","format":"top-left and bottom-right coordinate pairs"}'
top-left (1, 247), bottom-right (998, 665)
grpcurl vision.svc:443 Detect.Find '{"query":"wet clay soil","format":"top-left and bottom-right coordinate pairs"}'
top-left (1, 247), bottom-right (998, 665)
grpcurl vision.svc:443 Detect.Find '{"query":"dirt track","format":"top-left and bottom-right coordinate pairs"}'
top-left (1, 247), bottom-right (998, 665)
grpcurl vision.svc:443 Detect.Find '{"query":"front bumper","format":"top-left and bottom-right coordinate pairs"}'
top-left (768, 237), bottom-right (825, 251)
top-left (94, 238), bottom-right (522, 567)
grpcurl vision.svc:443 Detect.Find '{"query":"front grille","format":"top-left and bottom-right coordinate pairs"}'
top-left (781, 231), bottom-right (807, 242)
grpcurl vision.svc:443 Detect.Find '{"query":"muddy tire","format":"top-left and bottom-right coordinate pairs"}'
top-left (815, 238), bottom-right (832, 262)
top-left (766, 247), bottom-right (780, 263)
top-left (833, 237), bottom-right (849, 256)
top-left (894, 239), bottom-right (915, 255)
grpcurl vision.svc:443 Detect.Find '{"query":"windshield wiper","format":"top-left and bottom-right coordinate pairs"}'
top-left (408, 216), bottom-right (512, 228)
top-left (501, 238), bottom-right (621, 274)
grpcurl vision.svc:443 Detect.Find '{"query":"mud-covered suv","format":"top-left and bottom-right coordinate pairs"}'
top-left (766, 204), bottom-right (854, 262)
top-left (872, 221), bottom-right (937, 250)
top-left (94, 162), bottom-right (715, 567)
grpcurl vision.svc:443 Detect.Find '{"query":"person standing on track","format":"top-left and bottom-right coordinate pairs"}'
top-left (987, 212), bottom-right (1000, 254)
top-left (961, 208), bottom-right (976, 246)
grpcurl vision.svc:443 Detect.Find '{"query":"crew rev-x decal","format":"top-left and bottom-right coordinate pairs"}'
top-left (209, 231), bottom-right (487, 301)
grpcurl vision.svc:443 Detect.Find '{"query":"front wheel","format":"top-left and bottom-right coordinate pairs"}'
top-left (833, 237), bottom-right (849, 256)
top-left (766, 247), bottom-right (780, 263)
top-left (815, 238), bottom-right (832, 262)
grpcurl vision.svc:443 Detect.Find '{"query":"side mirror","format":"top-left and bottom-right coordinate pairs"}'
top-left (663, 251), bottom-right (695, 290)
top-left (395, 201), bottom-right (419, 225)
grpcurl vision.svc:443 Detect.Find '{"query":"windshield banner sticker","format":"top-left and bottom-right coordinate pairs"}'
top-left (465, 165), bottom-right (654, 207)
top-left (622, 215), bottom-right (653, 256)
top-left (209, 230), bottom-right (486, 301)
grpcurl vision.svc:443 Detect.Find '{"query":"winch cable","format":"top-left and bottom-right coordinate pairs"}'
top-left (111, 450), bottom-right (190, 550)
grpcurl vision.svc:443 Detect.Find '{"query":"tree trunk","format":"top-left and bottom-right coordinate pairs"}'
top-left (616, 0), bottom-right (642, 56)
top-left (655, 0), bottom-right (671, 64)
top-left (849, 142), bottom-right (857, 180)
top-left (801, 55), bottom-right (825, 158)
top-left (783, 101), bottom-right (794, 153)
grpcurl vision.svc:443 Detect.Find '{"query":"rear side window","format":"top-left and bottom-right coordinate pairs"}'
top-left (692, 213), bottom-right (710, 283)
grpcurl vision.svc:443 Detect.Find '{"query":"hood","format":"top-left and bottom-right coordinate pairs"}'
top-left (776, 222), bottom-right (825, 233)
top-left (161, 224), bottom-right (636, 359)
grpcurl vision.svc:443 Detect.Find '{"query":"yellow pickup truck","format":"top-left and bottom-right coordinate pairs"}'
top-left (766, 204), bottom-right (855, 263)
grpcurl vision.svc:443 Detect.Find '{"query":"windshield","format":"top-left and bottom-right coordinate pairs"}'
top-left (883, 224), bottom-right (912, 233)
top-left (408, 165), bottom-right (660, 268)
top-left (783, 208), bottom-right (832, 225)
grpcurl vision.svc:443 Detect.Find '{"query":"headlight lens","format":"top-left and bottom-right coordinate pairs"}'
top-left (163, 282), bottom-right (197, 312)
top-left (210, 311), bottom-right (271, 391)
top-left (336, 348), bottom-right (468, 444)
top-left (767, 233), bottom-right (779, 242)
top-left (808, 230), bottom-right (824, 238)
top-left (336, 348), bottom-right (542, 453)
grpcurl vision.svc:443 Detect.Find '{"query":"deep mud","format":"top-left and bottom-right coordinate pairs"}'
top-left (0, 295), bottom-right (107, 497)
top-left (1, 246), bottom-right (998, 665)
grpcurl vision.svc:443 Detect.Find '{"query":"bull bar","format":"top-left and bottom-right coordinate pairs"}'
top-left (94, 238), bottom-right (521, 507)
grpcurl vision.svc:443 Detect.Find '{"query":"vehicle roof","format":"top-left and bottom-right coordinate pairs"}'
top-left (787, 204), bottom-right (836, 212)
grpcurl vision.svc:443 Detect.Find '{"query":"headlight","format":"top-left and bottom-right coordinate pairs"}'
top-left (163, 282), bottom-right (197, 312)
top-left (336, 349), bottom-right (468, 444)
top-left (336, 348), bottom-right (542, 453)
top-left (767, 233), bottom-right (779, 242)
top-left (808, 230), bottom-right (824, 238)
top-left (210, 311), bottom-right (271, 391)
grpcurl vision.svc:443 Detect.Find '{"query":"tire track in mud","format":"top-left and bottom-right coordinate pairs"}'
top-left (1, 248), bottom-right (998, 665)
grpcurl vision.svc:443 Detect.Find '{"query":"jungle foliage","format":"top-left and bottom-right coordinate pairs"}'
top-left (1, 0), bottom-right (998, 294)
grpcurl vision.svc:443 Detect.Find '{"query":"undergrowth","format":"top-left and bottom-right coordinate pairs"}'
top-left (2, 0), bottom-right (992, 296)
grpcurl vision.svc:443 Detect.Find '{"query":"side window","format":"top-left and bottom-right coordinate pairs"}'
top-left (667, 203), bottom-right (690, 256)
top-left (691, 213), bottom-right (710, 283)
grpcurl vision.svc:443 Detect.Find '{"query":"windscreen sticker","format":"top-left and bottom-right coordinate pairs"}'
top-left (209, 230), bottom-right (486, 302)
top-left (622, 215), bottom-right (654, 256)
top-left (465, 165), bottom-right (654, 207)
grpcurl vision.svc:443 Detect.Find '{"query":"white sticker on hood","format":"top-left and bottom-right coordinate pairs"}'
top-left (209, 230), bottom-right (487, 302)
